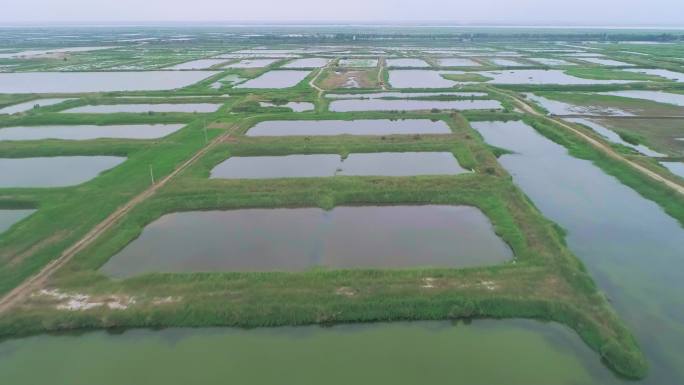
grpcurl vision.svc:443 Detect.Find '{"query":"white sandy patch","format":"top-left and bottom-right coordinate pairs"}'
top-left (38, 289), bottom-right (136, 311)
top-left (335, 287), bottom-right (356, 297)
top-left (422, 277), bottom-right (437, 289)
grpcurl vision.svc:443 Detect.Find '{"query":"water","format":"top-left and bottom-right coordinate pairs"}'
top-left (436, 58), bottom-right (481, 67)
top-left (101, 205), bottom-right (512, 276)
top-left (624, 69), bottom-right (684, 82)
top-left (0, 46), bottom-right (116, 59)
top-left (337, 152), bottom-right (469, 176)
top-left (166, 59), bottom-right (228, 70)
top-left (246, 119), bottom-right (452, 136)
top-left (326, 92), bottom-right (487, 99)
top-left (565, 118), bottom-right (665, 157)
top-left (0, 98), bottom-right (74, 115)
top-left (283, 58), bottom-right (329, 68)
top-left (577, 58), bottom-right (634, 66)
top-left (524, 93), bottom-right (633, 116)
top-left (0, 156), bottom-right (125, 188)
top-left (259, 101), bottom-right (314, 112)
top-left (389, 70), bottom-right (456, 88)
top-left (235, 70), bottom-right (310, 88)
top-left (597, 91), bottom-right (684, 107)
top-left (212, 154), bottom-right (341, 179)
top-left (0, 124), bottom-right (184, 141)
top-left (386, 58), bottom-right (430, 67)
top-left (62, 103), bottom-right (221, 113)
top-left (527, 58), bottom-right (575, 66)
top-left (473, 120), bottom-right (684, 384)
top-left (661, 162), bottom-right (684, 178)
top-left (0, 320), bottom-right (620, 385)
top-left (0, 209), bottom-right (35, 235)
top-left (489, 58), bottom-right (526, 67)
top-left (329, 99), bottom-right (502, 112)
top-left (338, 58), bottom-right (378, 67)
top-left (210, 152), bottom-right (468, 179)
top-left (224, 59), bottom-right (281, 68)
top-left (473, 70), bottom-right (633, 85)
top-left (0, 72), bottom-right (218, 93)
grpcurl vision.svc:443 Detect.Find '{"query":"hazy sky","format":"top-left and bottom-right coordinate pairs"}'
top-left (3, 0), bottom-right (684, 26)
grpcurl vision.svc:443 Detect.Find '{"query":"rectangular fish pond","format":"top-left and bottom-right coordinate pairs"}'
top-left (210, 152), bottom-right (469, 179)
top-left (100, 205), bottom-right (513, 277)
top-left (245, 119), bottom-right (452, 136)
top-left (0, 156), bottom-right (125, 188)
top-left (62, 104), bottom-right (222, 113)
top-left (0, 124), bottom-right (185, 141)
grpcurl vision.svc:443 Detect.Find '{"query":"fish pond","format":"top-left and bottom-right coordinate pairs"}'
top-left (101, 205), bottom-right (512, 277)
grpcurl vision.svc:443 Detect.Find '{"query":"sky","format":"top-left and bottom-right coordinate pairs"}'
top-left (2, 0), bottom-right (684, 26)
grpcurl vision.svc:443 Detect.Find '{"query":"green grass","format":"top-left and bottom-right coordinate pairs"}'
top-left (442, 73), bottom-right (494, 82)
top-left (565, 68), bottom-right (669, 81)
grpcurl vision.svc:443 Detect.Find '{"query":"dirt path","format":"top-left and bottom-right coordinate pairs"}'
top-left (0, 123), bottom-right (238, 315)
top-left (377, 57), bottom-right (388, 90)
top-left (308, 65), bottom-right (327, 97)
top-left (510, 95), bottom-right (684, 196)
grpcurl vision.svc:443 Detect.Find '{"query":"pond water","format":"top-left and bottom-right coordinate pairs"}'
top-left (0, 319), bottom-right (621, 385)
top-left (524, 93), bottom-right (633, 116)
top-left (386, 58), bottom-right (430, 67)
top-left (0, 46), bottom-right (116, 59)
top-left (224, 59), bottom-right (281, 68)
top-left (246, 119), bottom-right (452, 136)
top-left (565, 118), bottom-right (665, 157)
top-left (101, 205), bottom-right (512, 276)
top-left (329, 99), bottom-right (501, 112)
top-left (0, 124), bottom-right (184, 141)
top-left (283, 58), bottom-right (329, 68)
top-left (473, 70), bottom-right (633, 85)
top-left (489, 58), bottom-right (527, 67)
top-left (624, 68), bottom-right (684, 82)
top-left (62, 103), bottom-right (221, 113)
top-left (0, 71), bottom-right (218, 93)
top-left (577, 58), bottom-right (634, 66)
top-left (326, 92), bottom-right (488, 99)
top-left (527, 58), bottom-right (575, 66)
top-left (337, 152), bottom-right (468, 176)
top-left (210, 152), bottom-right (467, 179)
top-left (473, 120), bottom-right (684, 385)
top-left (0, 98), bottom-right (74, 115)
top-left (389, 70), bottom-right (456, 88)
top-left (259, 102), bottom-right (314, 112)
top-left (436, 58), bottom-right (481, 67)
top-left (660, 161), bottom-right (684, 178)
top-left (597, 91), bottom-right (684, 107)
top-left (0, 209), bottom-right (35, 235)
top-left (0, 156), bottom-right (125, 188)
top-left (166, 59), bottom-right (228, 70)
top-left (338, 58), bottom-right (378, 67)
top-left (235, 70), bottom-right (310, 88)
